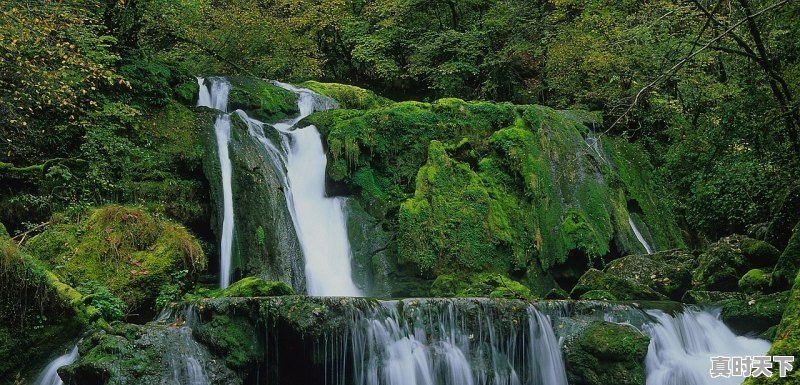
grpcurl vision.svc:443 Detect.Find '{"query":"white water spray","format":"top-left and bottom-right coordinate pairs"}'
top-left (644, 309), bottom-right (770, 385)
top-left (197, 78), bottom-right (234, 288)
top-left (629, 215), bottom-right (654, 254)
top-left (255, 82), bottom-right (360, 296)
top-left (35, 344), bottom-right (79, 385)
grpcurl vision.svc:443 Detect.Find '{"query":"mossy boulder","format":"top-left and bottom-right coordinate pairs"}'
top-left (719, 291), bottom-right (789, 335)
top-left (743, 270), bottom-right (800, 385)
top-left (430, 273), bottom-right (534, 300)
top-left (580, 290), bottom-right (618, 301)
top-left (300, 81), bottom-right (392, 110)
top-left (545, 287), bottom-right (570, 300)
top-left (194, 314), bottom-right (260, 369)
top-left (739, 268), bottom-right (772, 294)
top-left (227, 77), bottom-right (298, 122)
top-left (25, 205), bottom-right (206, 319)
top-left (222, 277), bottom-right (294, 297)
top-left (0, 230), bottom-right (84, 383)
top-left (563, 321), bottom-right (649, 385)
top-left (693, 235), bottom-right (780, 291)
top-left (604, 252), bottom-right (692, 300)
top-left (681, 290), bottom-right (746, 304)
top-left (772, 221), bottom-right (800, 289)
top-left (571, 268), bottom-right (667, 301)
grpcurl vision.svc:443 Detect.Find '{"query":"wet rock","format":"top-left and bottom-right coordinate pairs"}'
top-left (604, 251), bottom-right (692, 300)
top-left (693, 235), bottom-right (780, 291)
top-left (571, 268), bottom-right (667, 301)
top-left (719, 291), bottom-right (789, 335)
top-left (681, 290), bottom-right (746, 304)
top-left (563, 321), bottom-right (649, 385)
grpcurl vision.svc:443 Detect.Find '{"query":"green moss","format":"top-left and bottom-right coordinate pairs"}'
top-left (571, 268), bottom-right (667, 300)
top-left (580, 290), bottom-right (618, 301)
top-left (739, 269), bottom-right (772, 294)
top-left (431, 273), bottom-right (534, 300)
top-left (743, 271), bottom-right (800, 385)
top-left (222, 277), bottom-right (294, 297)
top-left (720, 291), bottom-right (789, 335)
top-left (228, 77), bottom-right (298, 122)
top-left (604, 254), bottom-right (692, 301)
top-left (564, 321), bottom-right (649, 385)
top-left (773, 221), bottom-right (800, 289)
top-left (300, 80), bottom-right (393, 109)
top-left (694, 235), bottom-right (779, 291)
top-left (195, 314), bottom-right (260, 369)
top-left (25, 205), bottom-right (206, 318)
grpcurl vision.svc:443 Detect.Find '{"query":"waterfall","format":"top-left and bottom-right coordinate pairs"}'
top-left (643, 309), bottom-right (770, 385)
top-left (629, 215), bottom-right (654, 254)
top-left (339, 299), bottom-right (568, 385)
top-left (35, 344), bottom-right (79, 385)
top-left (249, 81), bottom-right (360, 296)
top-left (197, 77), bottom-right (235, 288)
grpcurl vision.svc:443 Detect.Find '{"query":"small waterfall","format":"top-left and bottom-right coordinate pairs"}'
top-left (250, 81), bottom-right (360, 296)
top-left (340, 299), bottom-right (568, 385)
top-left (165, 307), bottom-right (210, 385)
top-left (197, 77), bottom-right (235, 288)
top-left (35, 344), bottom-right (79, 385)
top-left (629, 215), bottom-right (654, 254)
top-left (643, 309), bottom-right (770, 385)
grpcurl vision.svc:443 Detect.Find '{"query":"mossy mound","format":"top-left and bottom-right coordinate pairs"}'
top-left (579, 290), bottom-right (618, 301)
top-left (300, 81), bottom-right (393, 110)
top-left (222, 277), bottom-right (294, 297)
top-left (0, 228), bottom-right (84, 383)
top-left (307, 98), bottom-right (683, 293)
top-left (194, 314), bottom-right (261, 369)
top-left (571, 268), bottom-right (667, 301)
top-left (743, 270), bottom-right (800, 385)
top-left (563, 321), bottom-right (649, 385)
top-left (693, 235), bottom-right (781, 291)
top-left (739, 268), bottom-right (772, 294)
top-left (604, 252), bottom-right (693, 300)
top-left (227, 77), bottom-right (298, 122)
top-left (772, 221), bottom-right (800, 289)
top-left (430, 273), bottom-right (534, 300)
top-left (720, 291), bottom-right (789, 335)
top-left (25, 205), bottom-right (206, 319)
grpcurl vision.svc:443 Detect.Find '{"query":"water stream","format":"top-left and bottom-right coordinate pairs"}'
top-left (629, 215), bottom-right (654, 254)
top-left (35, 344), bottom-right (79, 385)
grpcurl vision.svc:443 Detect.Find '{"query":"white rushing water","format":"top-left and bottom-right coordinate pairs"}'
top-left (197, 77), bottom-right (234, 288)
top-left (35, 344), bottom-right (79, 385)
top-left (254, 81), bottom-right (361, 296)
top-left (629, 215), bottom-right (654, 254)
top-left (644, 309), bottom-right (771, 385)
top-left (336, 299), bottom-right (568, 385)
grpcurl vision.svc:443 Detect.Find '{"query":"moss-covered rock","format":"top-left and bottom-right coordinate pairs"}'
top-left (580, 290), bottom-right (618, 301)
top-left (227, 77), bottom-right (298, 122)
top-left (772, 221), bottom-right (800, 289)
top-left (430, 273), bottom-right (535, 300)
top-left (693, 235), bottom-right (780, 291)
top-left (604, 252), bottom-right (692, 300)
top-left (222, 277), bottom-right (294, 297)
top-left (739, 268), bottom-right (772, 294)
top-left (25, 205), bottom-right (206, 319)
top-left (681, 290), bottom-right (746, 304)
top-left (545, 287), bottom-right (571, 299)
top-left (720, 291), bottom-right (789, 335)
top-left (0, 229), bottom-right (85, 383)
top-left (743, 270), bottom-right (800, 385)
top-left (563, 321), bottom-right (649, 385)
top-left (194, 314), bottom-right (260, 369)
top-left (300, 81), bottom-right (393, 110)
top-left (571, 268), bottom-right (667, 301)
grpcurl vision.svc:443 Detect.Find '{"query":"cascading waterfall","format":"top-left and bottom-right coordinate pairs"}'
top-left (248, 81), bottom-right (360, 296)
top-left (315, 299), bottom-right (568, 385)
top-left (35, 344), bottom-right (79, 385)
top-left (197, 77), bottom-right (235, 288)
top-left (643, 309), bottom-right (770, 385)
top-left (629, 215), bottom-right (654, 254)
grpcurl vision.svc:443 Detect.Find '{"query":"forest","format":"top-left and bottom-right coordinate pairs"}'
top-left (1, 0), bottom-right (799, 384)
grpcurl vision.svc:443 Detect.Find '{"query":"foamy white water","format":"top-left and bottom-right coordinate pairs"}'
top-left (197, 77), bottom-right (234, 288)
top-left (36, 344), bottom-right (79, 385)
top-left (644, 309), bottom-right (771, 385)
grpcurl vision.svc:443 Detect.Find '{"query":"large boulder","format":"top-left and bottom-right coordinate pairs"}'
top-left (693, 235), bottom-right (780, 291)
top-left (743, 270), bottom-right (800, 385)
top-left (221, 277), bottom-right (294, 297)
top-left (25, 206), bottom-right (206, 320)
top-left (571, 268), bottom-right (667, 301)
top-left (563, 321), bottom-right (650, 385)
top-left (772, 221), bottom-right (800, 289)
top-left (430, 273), bottom-right (534, 300)
top-left (604, 251), bottom-right (693, 300)
top-left (719, 291), bottom-right (789, 335)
